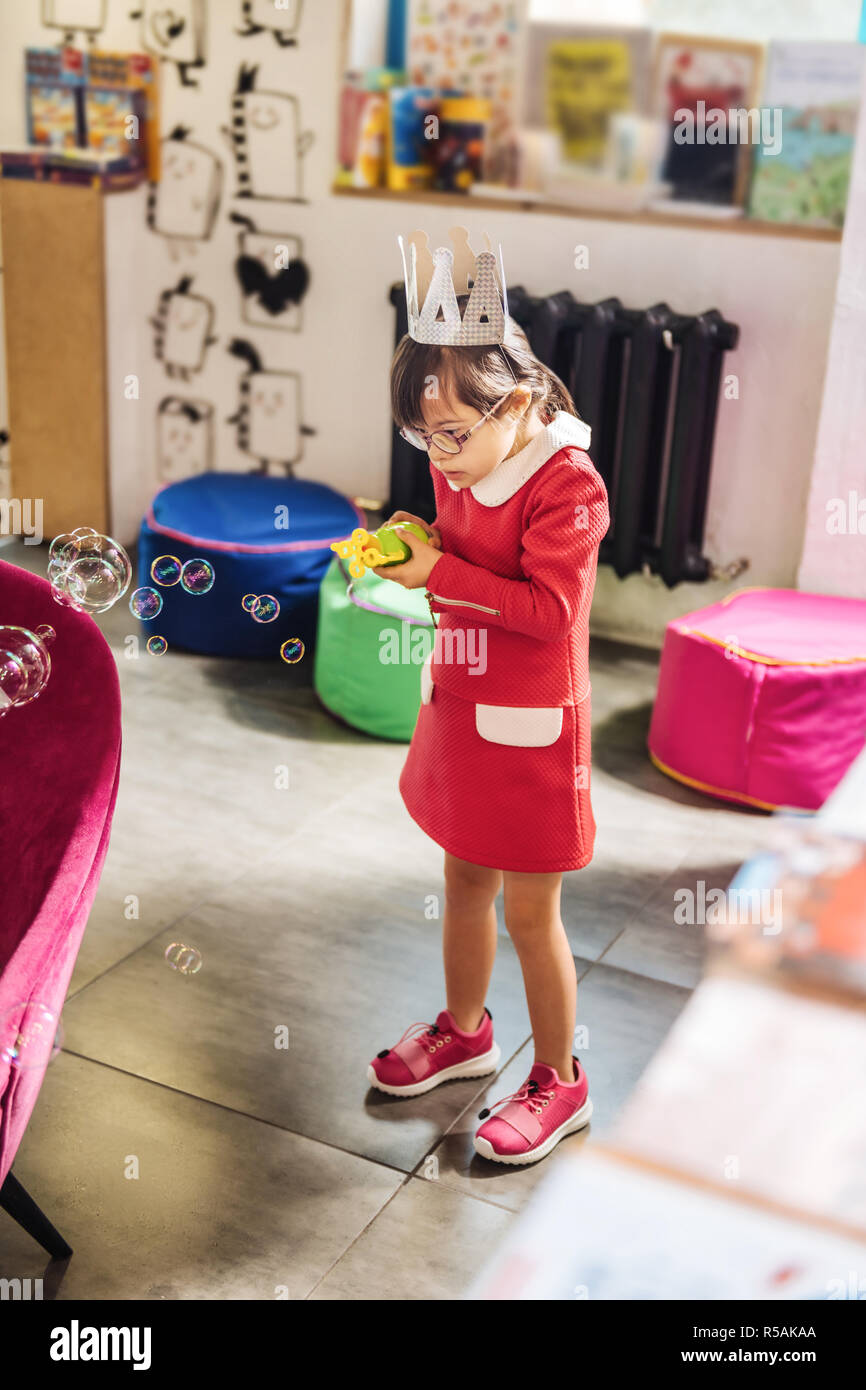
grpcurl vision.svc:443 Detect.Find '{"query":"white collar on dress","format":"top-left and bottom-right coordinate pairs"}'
top-left (444, 411), bottom-right (592, 506)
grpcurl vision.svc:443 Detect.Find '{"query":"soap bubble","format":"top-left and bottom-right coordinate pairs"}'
top-left (0, 624), bottom-right (55, 713)
top-left (50, 568), bottom-right (87, 608)
top-left (48, 530), bottom-right (131, 613)
top-left (151, 555), bottom-right (182, 587)
top-left (130, 587), bottom-right (163, 620)
top-left (164, 942), bottom-right (202, 976)
top-left (147, 635), bottom-right (168, 655)
top-left (280, 638), bottom-right (305, 665)
top-left (252, 594), bottom-right (280, 623)
top-left (64, 556), bottom-right (126, 615)
top-left (181, 559), bottom-right (214, 595)
top-left (241, 594), bottom-right (258, 613)
top-left (0, 1001), bottom-right (64, 1071)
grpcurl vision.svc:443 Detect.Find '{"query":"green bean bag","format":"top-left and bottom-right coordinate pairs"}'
top-left (313, 555), bottom-right (435, 741)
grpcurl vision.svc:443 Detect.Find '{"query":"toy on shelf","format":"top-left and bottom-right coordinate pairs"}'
top-left (331, 522), bottom-right (430, 579)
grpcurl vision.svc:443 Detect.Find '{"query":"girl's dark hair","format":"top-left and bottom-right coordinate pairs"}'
top-left (391, 305), bottom-right (578, 432)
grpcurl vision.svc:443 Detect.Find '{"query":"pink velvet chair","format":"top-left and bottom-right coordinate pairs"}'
top-left (0, 557), bottom-right (121, 1257)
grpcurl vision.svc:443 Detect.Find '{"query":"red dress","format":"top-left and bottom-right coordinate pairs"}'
top-left (399, 413), bottom-right (610, 872)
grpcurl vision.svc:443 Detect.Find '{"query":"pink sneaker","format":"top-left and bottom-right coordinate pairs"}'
top-left (473, 1058), bottom-right (592, 1165)
top-left (367, 1007), bottom-right (501, 1097)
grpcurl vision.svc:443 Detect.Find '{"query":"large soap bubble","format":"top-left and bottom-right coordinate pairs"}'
top-left (0, 624), bottom-right (56, 714)
top-left (48, 530), bottom-right (132, 615)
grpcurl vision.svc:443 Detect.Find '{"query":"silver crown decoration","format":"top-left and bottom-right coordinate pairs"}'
top-left (398, 226), bottom-right (508, 347)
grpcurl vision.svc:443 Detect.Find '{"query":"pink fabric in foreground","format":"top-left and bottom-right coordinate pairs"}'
top-left (0, 558), bottom-right (121, 1186)
top-left (648, 588), bottom-right (866, 812)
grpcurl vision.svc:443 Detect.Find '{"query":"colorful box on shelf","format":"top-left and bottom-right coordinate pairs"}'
top-left (25, 46), bottom-right (87, 150)
top-left (336, 69), bottom-right (405, 189)
top-left (86, 50), bottom-right (160, 181)
top-left (0, 146), bottom-right (146, 191)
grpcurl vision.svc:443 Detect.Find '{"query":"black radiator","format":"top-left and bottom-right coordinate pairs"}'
top-left (388, 283), bottom-right (739, 588)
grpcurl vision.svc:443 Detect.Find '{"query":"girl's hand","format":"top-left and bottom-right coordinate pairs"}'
top-left (371, 528), bottom-right (443, 590)
top-left (385, 510), bottom-right (442, 550)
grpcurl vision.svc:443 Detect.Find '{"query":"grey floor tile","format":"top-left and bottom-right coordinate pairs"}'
top-left (0, 1053), bottom-right (402, 1300)
top-left (308, 1173), bottom-right (514, 1300)
top-left (56, 818), bottom-right (548, 1173)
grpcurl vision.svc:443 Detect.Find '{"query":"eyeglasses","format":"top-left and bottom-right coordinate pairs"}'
top-left (400, 390), bottom-right (515, 457)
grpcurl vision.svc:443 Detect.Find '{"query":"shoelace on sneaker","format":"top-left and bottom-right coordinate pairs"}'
top-left (377, 1021), bottom-right (452, 1060)
top-left (478, 1077), bottom-right (555, 1121)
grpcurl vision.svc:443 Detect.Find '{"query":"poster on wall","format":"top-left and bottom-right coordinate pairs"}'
top-left (238, 0), bottom-right (305, 47)
top-left (226, 67), bottom-right (315, 201)
top-left (748, 41), bottom-right (863, 229)
top-left (405, 0), bottom-right (528, 171)
top-left (230, 214), bottom-right (310, 332)
top-left (652, 33), bottom-right (764, 209)
top-left (157, 397), bottom-right (214, 481)
top-left (522, 24), bottom-right (653, 167)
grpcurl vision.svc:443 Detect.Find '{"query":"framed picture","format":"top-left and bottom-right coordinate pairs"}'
top-left (748, 40), bottom-right (863, 229)
top-left (523, 23), bottom-right (653, 166)
top-left (652, 33), bottom-right (764, 208)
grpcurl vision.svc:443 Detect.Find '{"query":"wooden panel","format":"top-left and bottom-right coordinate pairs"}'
top-left (0, 179), bottom-right (108, 536)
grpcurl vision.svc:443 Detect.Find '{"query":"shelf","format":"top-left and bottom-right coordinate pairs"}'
top-left (331, 183), bottom-right (843, 243)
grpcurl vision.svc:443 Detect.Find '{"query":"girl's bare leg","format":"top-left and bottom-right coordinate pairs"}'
top-left (502, 870), bottom-right (576, 1081)
top-left (442, 851), bottom-right (502, 1034)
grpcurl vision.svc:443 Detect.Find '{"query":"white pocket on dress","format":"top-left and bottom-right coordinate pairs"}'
top-left (475, 704), bottom-right (563, 747)
top-left (420, 652), bottom-right (434, 705)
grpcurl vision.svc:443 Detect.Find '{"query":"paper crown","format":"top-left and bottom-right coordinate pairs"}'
top-left (398, 226), bottom-right (508, 347)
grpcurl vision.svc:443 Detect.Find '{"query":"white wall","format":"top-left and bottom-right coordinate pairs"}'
top-left (798, 58), bottom-right (866, 598)
top-left (0, 0), bottom-right (851, 645)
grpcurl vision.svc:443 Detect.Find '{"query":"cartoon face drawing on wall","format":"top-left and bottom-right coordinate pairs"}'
top-left (227, 340), bottom-right (315, 475)
top-left (42, 0), bottom-right (106, 41)
top-left (230, 214), bottom-right (310, 332)
top-left (157, 397), bottom-right (213, 481)
top-left (238, 0), bottom-right (304, 47)
top-left (224, 66), bottom-right (314, 202)
top-left (132, 0), bottom-right (206, 86)
top-left (148, 127), bottom-right (222, 250)
top-left (152, 277), bottom-right (217, 378)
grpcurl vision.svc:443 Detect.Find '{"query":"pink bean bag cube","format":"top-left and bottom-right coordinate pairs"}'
top-left (648, 588), bottom-right (866, 812)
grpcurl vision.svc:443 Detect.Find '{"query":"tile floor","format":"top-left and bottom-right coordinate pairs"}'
top-left (0, 540), bottom-right (772, 1299)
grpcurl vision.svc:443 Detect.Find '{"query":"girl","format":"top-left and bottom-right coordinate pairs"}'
top-left (366, 300), bottom-right (610, 1166)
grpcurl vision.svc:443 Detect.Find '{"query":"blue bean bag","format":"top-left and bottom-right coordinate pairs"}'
top-left (137, 472), bottom-right (364, 658)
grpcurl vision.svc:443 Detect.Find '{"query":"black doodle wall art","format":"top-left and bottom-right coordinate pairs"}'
top-left (131, 0), bottom-right (206, 88)
top-left (224, 66), bottom-right (314, 202)
top-left (230, 213), bottom-right (310, 333)
top-left (152, 277), bottom-right (217, 378)
top-left (147, 128), bottom-right (223, 257)
top-left (157, 397), bottom-right (214, 481)
top-left (237, 0), bottom-right (304, 47)
top-left (41, 0), bottom-right (107, 43)
top-left (227, 339), bottom-right (315, 475)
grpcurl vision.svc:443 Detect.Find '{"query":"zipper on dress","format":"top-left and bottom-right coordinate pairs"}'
top-left (425, 590), bottom-right (501, 616)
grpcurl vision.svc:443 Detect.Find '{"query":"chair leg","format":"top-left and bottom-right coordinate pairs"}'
top-left (0, 1170), bottom-right (73, 1259)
